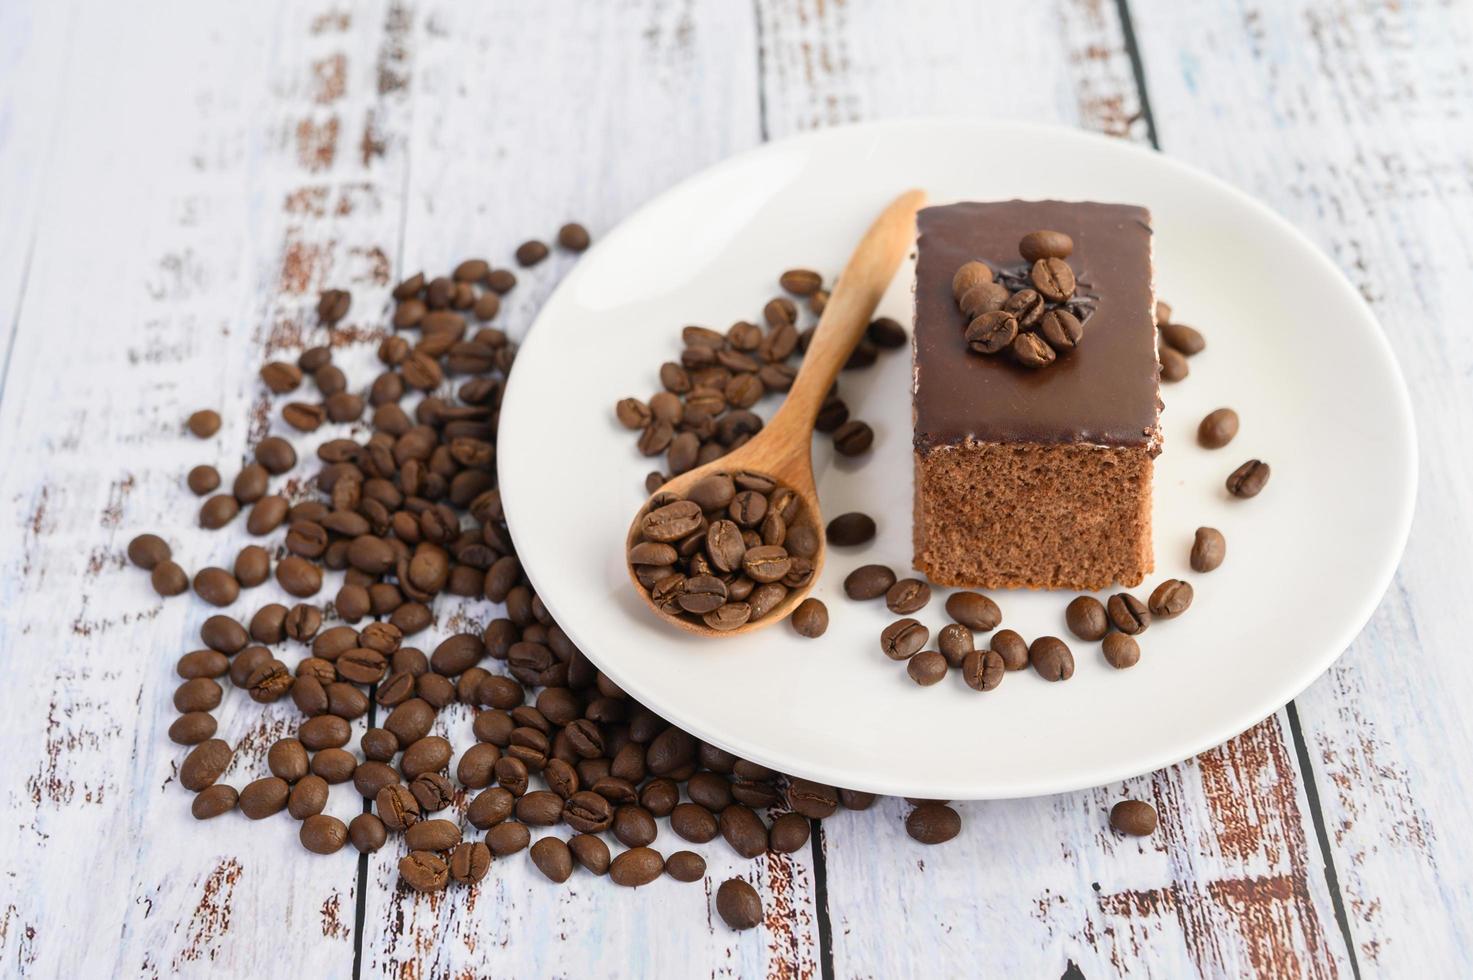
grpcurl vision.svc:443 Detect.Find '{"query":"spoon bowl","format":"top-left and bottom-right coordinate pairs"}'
top-left (625, 189), bottom-right (926, 636)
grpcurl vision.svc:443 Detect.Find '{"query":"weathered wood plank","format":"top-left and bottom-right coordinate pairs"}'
top-left (1131, 0), bottom-right (1473, 973)
top-left (354, 4), bottom-right (823, 978)
top-left (0, 0), bottom-right (413, 975)
top-left (757, 0), bottom-right (1353, 975)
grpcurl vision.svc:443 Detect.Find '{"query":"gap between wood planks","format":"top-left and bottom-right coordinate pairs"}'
top-left (1112, 1), bottom-right (1363, 977)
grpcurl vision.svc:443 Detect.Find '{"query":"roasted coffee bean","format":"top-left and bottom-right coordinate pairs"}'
top-left (1012, 331), bottom-right (1055, 368)
top-left (761, 813), bottom-right (808, 854)
top-left (719, 804), bottom-right (768, 858)
top-left (487, 821), bottom-right (532, 856)
top-left (1148, 579), bottom-right (1194, 618)
top-left (199, 614), bottom-right (247, 653)
top-left (907, 650), bottom-right (948, 686)
top-left (880, 618), bottom-right (928, 660)
top-left (1065, 596), bottom-right (1109, 641)
top-left (514, 790), bottom-right (564, 826)
top-left (845, 564), bottom-right (895, 600)
top-left (959, 281), bottom-right (1010, 318)
top-left (613, 804), bottom-right (658, 848)
top-left (405, 818), bottom-right (462, 852)
top-left (353, 762), bottom-right (400, 801)
top-left (449, 841), bottom-right (492, 885)
top-left (187, 464), bottom-right (221, 496)
top-left (400, 851), bottom-right (449, 893)
top-left (1110, 799), bottom-right (1158, 836)
top-left (885, 578), bottom-right (931, 614)
top-left (311, 749), bottom-right (357, 784)
top-left (564, 790), bottom-right (614, 833)
top-left (401, 736), bottom-right (452, 779)
top-left (249, 603), bottom-right (288, 644)
top-left (826, 512), bottom-right (875, 546)
top-left (786, 779), bottom-right (838, 819)
top-left (1102, 632), bottom-right (1140, 669)
top-left (741, 545), bottom-right (790, 584)
top-left (151, 560), bottom-right (189, 597)
top-left (906, 802), bottom-right (961, 844)
top-left (839, 789), bottom-right (876, 811)
top-left (180, 739), bottom-right (233, 791)
top-left (1030, 257), bottom-right (1075, 302)
top-left (686, 473), bottom-right (736, 512)
top-left (466, 787), bottom-right (514, 830)
top-left (234, 546), bottom-right (270, 587)
top-left (945, 592), bottom-right (1001, 631)
top-left (779, 268), bottom-right (822, 295)
top-left (1019, 229), bottom-right (1073, 262)
top-left (639, 777), bottom-right (679, 816)
top-left (128, 533), bottom-right (172, 570)
top-left (169, 712), bottom-right (217, 745)
top-left (665, 802), bottom-right (717, 844)
top-left (291, 675), bottom-right (328, 716)
top-left (866, 315), bottom-right (906, 349)
top-left (199, 494), bottom-right (240, 529)
top-left (530, 837), bottom-right (575, 883)
top-left (300, 715), bottom-right (350, 751)
top-left (728, 490), bottom-right (767, 528)
top-left (457, 743), bottom-right (501, 789)
top-left (348, 813), bottom-right (388, 854)
top-left (376, 784), bottom-right (421, 831)
top-left (832, 420), bottom-right (873, 456)
top-left (233, 464), bottom-right (269, 503)
top-left (1040, 308), bottom-right (1084, 350)
top-left (1003, 288), bottom-right (1045, 327)
top-left (962, 648), bottom-right (1005, 691)
top-left (1191, 527), bottom-right (1226, 572)
top-left (952, 260), bottom-right (994, 298)
top-left (191, 784), bottom-right (238, 820)
top-left (937, 623), bottom-right (974, 667)
top-left (255, 436), bottom-right (296, 474)
top-left (267, 737), bottom-right (310, 782)
top-left (260, 360), bottom-right (303, 393)
top-left (1197, 408), bottom-right (1239, 449)
top-left (515, 240), bottom-right (549, 266)
top-left (1159, 345), bottom-right (1189, 382)
top-left (642, 500), bottom-right (703, 542)
top-left (187, 409), bottom-right (221, 438)
top-left (1161, 321), bottom-right (1206, 356)
top-left (1107, 593), bottom-right (1151, 634)
top-left (716, 878), bottom-right (763, 930)
top-left (703, 602), bottom-right (751, 631)
top-left (965, 311), bottom-right (1017, 354)
top-left (790, 598), bottom-right (828, 638)
top-left (663, 850), bottom-right (706, 882)
top-left (608, 847), bottom-right (664, 888)
top-left (276, 556), bottom-right (322, 597)
top-left (288, 775), bottom-right (329, 820)
top-left (557, 222), bottom-right (591, 252)
top-left (1029, 636), bottom-right (1074, 681)
top-left (239, 776), bottom-right (290, 819)
top-left (1226, 459), bottom-right (1270, 498)
top-left (193, 567), bottom-right (240, 607)
top-left (746, 582), bottom-right (786, 620)
top-left (569, 833), bottom-right (611, 875)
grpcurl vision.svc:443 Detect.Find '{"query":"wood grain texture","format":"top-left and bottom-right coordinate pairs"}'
top-left (1132, 0), bottom-right (1473, 973)
top-left (756, 0), bottom-right (1353, 976)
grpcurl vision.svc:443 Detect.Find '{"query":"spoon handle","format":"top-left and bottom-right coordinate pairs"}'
top-left (770, 188), bottom-right (927, 436)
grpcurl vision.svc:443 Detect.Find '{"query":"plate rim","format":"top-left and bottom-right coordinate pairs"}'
top-left (498, 117), bottom-right (1419, 799)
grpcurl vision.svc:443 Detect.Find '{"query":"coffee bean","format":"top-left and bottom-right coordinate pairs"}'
top-left (234, 546), bottom-right (270, 588)
top-left (255, 436), bottom-right (296, 474)
top-left (444, 841), bottom-right (490, 886)
top-left (465, 787), bottom-right (514, 831)
top-left (199, 494), bottom-right (240, 529)
top-left (952, 260), bottom-right (994, 299)
top-left (1226, 459), bottom-right (1270, 498)
top-left (844, 564), bottom-right (895, 600)
top-left (665, 850), bottom-right (706, 882)
top-left (1160, 322), bottom-right (1205, 356)
top-left (187, 409), bottom-right (221, 438)
top-left (702, 602), bottom-right (751, 631)
top-left (151, 560), bottom-right (189, 597)
top-left (613, 804), bottom-right (658, 848)
top-left (377, 784), bottom-right (421, 831)
top-left (487, 821), bottom-right (532, 856)
top-left (400, 851), bottom-right (449, 893)
top-left (187, 465), bottom-right (221, 496)
top-left (1191, 527), bottom-right (1226, 572)
top-left (191, 784), bottom-right (238, 820)
top-left (1003, 288), bottom-right (1045, 328)
top-left (1011, 331), bottom-right (1056, 368)
top-left (642, 500), bottom-right (703, 542)
top-left (741, 545), bottom-right (790, 584)
top-left (936, 623), bottom-right (973, 667)
top-left (906, 802), bottom-right (961, 844)
top-left (239, 776), bottom-right (290, 819)
top-left (267, 738), bottom-right (309, 782)
top-left (260, 361), bottom-right (303, 393)
top-left (1029, 636), bottom-right (1074, 681)
top-left (402, 735), bottom-right (452, 778)
top-left (1148, 579), bottom-right (1193, 618)
top-left (826, 512), bottom-right (875, 546)
top-left (1110, 799), bottom-right (1158, 836)
top-left (564, 790), bottom-right (614, 833)
top-left (127, 533), bottom-right (171, 570)
top-left (405, 818), bottom-right (462, 852)
top-left (880, 618), bottom-right (928, 660)
top-left (1102, 633), bottom-right (1140, 669)
top-left (907, 650), bottom-right (948, 686)
top-left (514, 790), bottom-right (563, 827)
top-left (962, 648), bottom-right (1005, 691)
top-left (193, 567), bottom-right (240, 607)
top-left (1019, 230), bottom-right (1073, 262)
top-left (609, 847), bottom-right (664, 887)
top-left (1197, 408), bottom-right (1239, 450)
top-left (965, 311), bottom-right (1018, 354)
top-left (720, 804), bottom-right (768, 858)
top-left (784, 778), bottom-right (837, 819)
top-left (1065, 596), bottom-right (1109, 641)
top-left (559, 835), bottom-right (608, 878)
top-left (790, 598), bottom-right (828, 638)
top-left (1030, 257), bottom-right (1075, 302)
top-left (529, 837), bottom-right (574, 883)
top-left (945, 591), bottom-right (1001, 631)
top-left (885, 578), bottom-right (931, 614)
top-left (959, 281), bottom-right (1010, 318)
top-left (180, 739), bottom-right (233, 791)
top-left (832, 420), bottom-right (874, 456)
top-left (276, 556), bottom-right (322, 597)
top-left (174, 678), bottom-right (222, 713)
top-left (779, 268), bottom-right (822, 295)
top-left (516, 240), bottom-right (549, 266)
top-left (666, 802), bottom-right (716, 844)
top-left (839, 789), bottom-right (876, 811)
top-left (312, 749), bottom-right (356, 784)
top-left (862, 316), bottom-right (904, 349)
top-left (1107, 593), bottom-right (1151, 634)
top-left (169, 712), bottom-right (217, 745)
top-left (1159, 345), bottom-right (1189, 382)
top-left (297, 814), bottom-right (348, 855)
top-left (709, 877), bottom-right (762, 932)
top-left (345, 813), bottom-right (387, 855)
top-left (1040, 308), bottom-right (1084, 350)
top-left (557, 223), bottom-right (591, 252)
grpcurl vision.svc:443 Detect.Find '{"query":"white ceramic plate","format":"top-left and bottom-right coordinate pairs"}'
top-left (498, 120), bottom-right (1416, 800)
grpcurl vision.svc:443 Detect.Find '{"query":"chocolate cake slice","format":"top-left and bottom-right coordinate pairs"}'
top-left (912, 201), bottom-right (1160, 590)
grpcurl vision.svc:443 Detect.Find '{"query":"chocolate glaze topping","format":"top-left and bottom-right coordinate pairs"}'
top-left (913, 200), bottom-right (1159, 451)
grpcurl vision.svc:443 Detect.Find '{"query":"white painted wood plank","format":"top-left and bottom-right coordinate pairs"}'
top-left (1132, 0), bottom-right (1473, 973)
top-left (355, 4), bottom-right (824, 978)
top-left (757, 1), bottom-right (1353, 975)
top-left (0, 0), bottom-right (413, 975)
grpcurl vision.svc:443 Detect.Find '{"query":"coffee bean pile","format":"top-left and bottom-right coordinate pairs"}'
top-left (615, 268), bottom-right (905, 494)
top-left (950, 230), bottom-right (1098, 370)
top-left (1062, 576), bottom-right (1195, 670)
top-left (629, 472), bottom-right (823, 632)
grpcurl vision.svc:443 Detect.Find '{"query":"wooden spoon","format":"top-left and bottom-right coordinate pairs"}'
top-left (626, 188), bottom-right (927, 637)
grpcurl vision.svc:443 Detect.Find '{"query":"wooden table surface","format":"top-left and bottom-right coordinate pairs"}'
top-left (2, 0), bottom-right (1469, 976)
